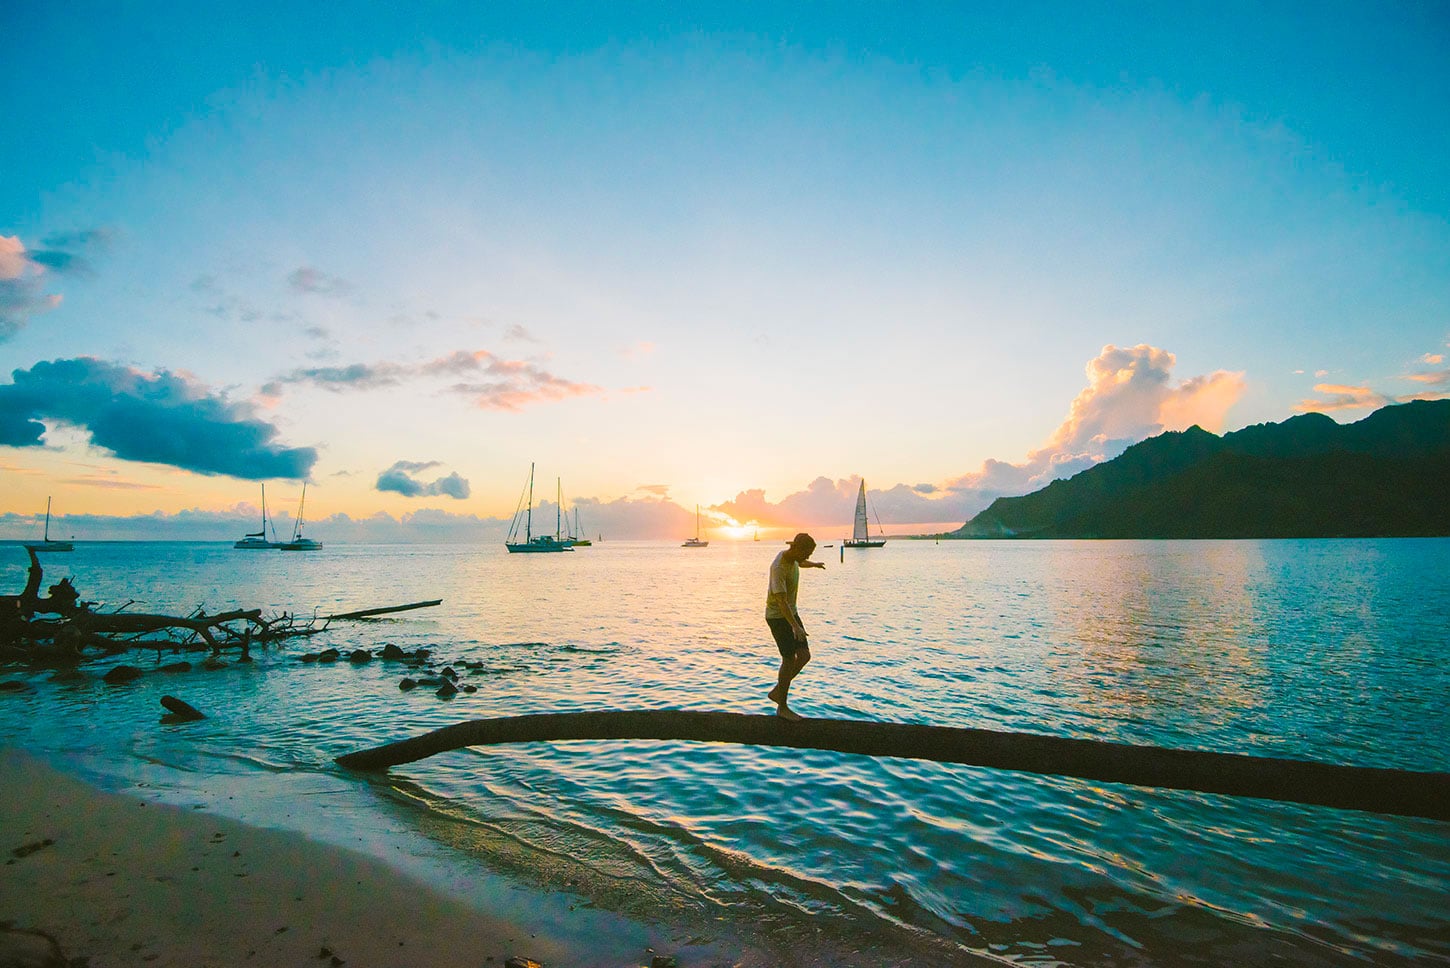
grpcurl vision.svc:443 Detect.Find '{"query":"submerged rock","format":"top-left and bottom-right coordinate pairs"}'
top-left (435, 680), bottom-right (458, 699)
top-left (348, 649), bottom-right (372, 664)
top-left (159, 661), bottom-right (192, 673)
top-left (102, 664), bottom-right (143, 684)
top-left (380, 643), bottom-right (407, 660)
top-left (398, 678), bottom-right (418, 691)
top-left (317, 648), bottom-right (341, 663)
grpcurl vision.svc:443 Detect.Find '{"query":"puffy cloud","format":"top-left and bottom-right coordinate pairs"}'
top-left (376, 460), bottom-right (471, 499)
top-left (948, 343), bottom-right (1246, 497)
top-left (1293, 383), bottom-right (1390, 413)
top-left (0, 357), bottom-right (316, 479)
top-left (1407, 369), bottom-right (1450, 386)
top-left (1422, 354), bottom-right (1445, 365)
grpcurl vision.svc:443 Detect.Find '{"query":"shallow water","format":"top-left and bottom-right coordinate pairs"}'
top-left (2, 539), bottom-right (1448, 966)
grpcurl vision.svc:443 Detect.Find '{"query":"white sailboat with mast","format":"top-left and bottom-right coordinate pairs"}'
top-left (24, 497), bottom-right (73, 553)
top-left (277, 483), bottom-right (322, 551)
top-left (843, 479), bottom-right (886, 548)
top-left (682, 505), bottom-right (709, 548)
top-left (506, 463), bottom-right (572, 553)
top-left (234, 484), bottom-right (277, 549)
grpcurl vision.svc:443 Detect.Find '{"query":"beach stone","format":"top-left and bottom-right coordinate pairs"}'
top-left (650, 957), bottom-right (678, 968)
top-left (159, 661), bottom-right (192, 673)
top-left (398, 677), bottom-right (418, 691)
top-left (0, 680), bottom-right (30, 692)
top-left (504, 958), bottom-right (543, 968)
top-left (0, 926), bottom-right (66, 967)
top-left (349, 649), bottom-right (372, 663)
top-left (441, 666), bottom-right (458, 680)
top-left (102, 664), bottom-right (143, 684)
top-left (300, 653), bottom-right (320, 662)
top-left (413, 648), bottom-right (430, 661)
top-left (435, 680), bottom-right (458, 699)
top-left (317, 648), bottom-right (341, 663)
top-left (380, 643), bottom-right (407, 660)
top-left (462, 684), bottom-right (477, 693)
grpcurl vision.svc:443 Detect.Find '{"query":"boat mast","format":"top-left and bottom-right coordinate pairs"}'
top-left (557, 478), bottom-right (562, 540)
top-left (295, 483), bottom-right (307, 541)
top-left (526, 463), bottom-right (534, 542)
top-left (44, 497), bottom-right (52, 541)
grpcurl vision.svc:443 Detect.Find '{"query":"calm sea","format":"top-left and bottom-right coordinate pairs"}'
top-left (2, 539), bottom-right (1448, 966)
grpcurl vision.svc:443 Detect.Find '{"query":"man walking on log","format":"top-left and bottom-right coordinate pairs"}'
top-left (766, 532), bottom-right (825, 720)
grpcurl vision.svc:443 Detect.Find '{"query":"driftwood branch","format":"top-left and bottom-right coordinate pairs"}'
top-left (3, 550), bottom-right (438, 663)
top-left (322, 599), bottom-right (442, 621)
top-left (335, 710), bottom-right (1450, 823)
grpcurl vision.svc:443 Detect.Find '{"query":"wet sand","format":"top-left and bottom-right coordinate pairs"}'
top-left (0, 747), bottom-right (581, 968)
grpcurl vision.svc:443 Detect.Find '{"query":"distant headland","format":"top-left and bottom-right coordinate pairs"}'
top-left (950, 399), bottom-right (1450, 539)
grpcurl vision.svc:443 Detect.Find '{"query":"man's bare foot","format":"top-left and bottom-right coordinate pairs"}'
top-left (775, 707), bottom-right (803, 721)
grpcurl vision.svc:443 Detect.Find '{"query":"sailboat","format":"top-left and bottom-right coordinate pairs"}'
top-left (24, 497), bottom-right (73, 552)
top-left (506, 464), bottom-right (572, 553)
top-left (566, 507), bottom-right (592, 547)
top-left (234, 484), bottom-right (277, 549)
top-left (843, 480), bottom-right (886, 549)
top-left (682, 505), bottom-right (709, 548)
top-left (277, 483), bottom-right (322, 551)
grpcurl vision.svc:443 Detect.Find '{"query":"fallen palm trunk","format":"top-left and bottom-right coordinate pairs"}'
top-left (335, 710), bottom-right (1450, 823)
top-left (322, 600), bottom-right (443, 621)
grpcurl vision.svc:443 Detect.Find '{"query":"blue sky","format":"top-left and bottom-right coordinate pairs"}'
top-left (3, 2), bottom-right (1448, 540)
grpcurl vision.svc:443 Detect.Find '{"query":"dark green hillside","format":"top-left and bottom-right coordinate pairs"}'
top-left (953, 399), bottom-right (1450, 538)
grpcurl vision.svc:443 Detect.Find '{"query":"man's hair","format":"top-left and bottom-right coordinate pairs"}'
top-left (790, 532), bottom-right (816, 552)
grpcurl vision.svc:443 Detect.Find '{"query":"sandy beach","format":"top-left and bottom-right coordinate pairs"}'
top-left (0, 748), bottom-right (586, 968)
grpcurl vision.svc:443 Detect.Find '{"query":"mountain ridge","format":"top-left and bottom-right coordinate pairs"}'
top-left (952, 399), bottom-right (1450, 538)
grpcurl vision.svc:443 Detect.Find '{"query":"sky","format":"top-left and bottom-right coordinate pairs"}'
top-left (3, 1), bottom-right (1449, 542)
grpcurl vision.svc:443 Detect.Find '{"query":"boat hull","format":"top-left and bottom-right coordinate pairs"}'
top-left (506, 540), bottom-right (572, 553)
top-left (278, 539), bottom-right (322, 551)
top-left (843, 539), bottom-right (886, 548)
top-left (23, 540), bottom-right (73, 553)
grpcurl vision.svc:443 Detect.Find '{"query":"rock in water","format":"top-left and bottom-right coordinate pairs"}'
top-left (160, 695), bottom-right (206, 721)
top-left (102, 664), bottom-right (143, 684)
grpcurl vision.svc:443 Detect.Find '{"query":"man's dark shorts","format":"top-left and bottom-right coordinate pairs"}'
top-left (767, 617), bottom-right (806, 657)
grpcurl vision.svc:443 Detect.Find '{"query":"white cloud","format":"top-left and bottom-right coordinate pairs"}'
top-left (950, 343), bottom-right (1245, 495)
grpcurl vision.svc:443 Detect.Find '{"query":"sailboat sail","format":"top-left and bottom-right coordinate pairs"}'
top-left (853, 483), bottom-right (871, 542)
top-left (844, 480), bottom-right (886, 548)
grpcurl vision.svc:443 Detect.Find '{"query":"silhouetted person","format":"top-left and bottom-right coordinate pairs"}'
top-left (766, 532), bottom-right (825, 720)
